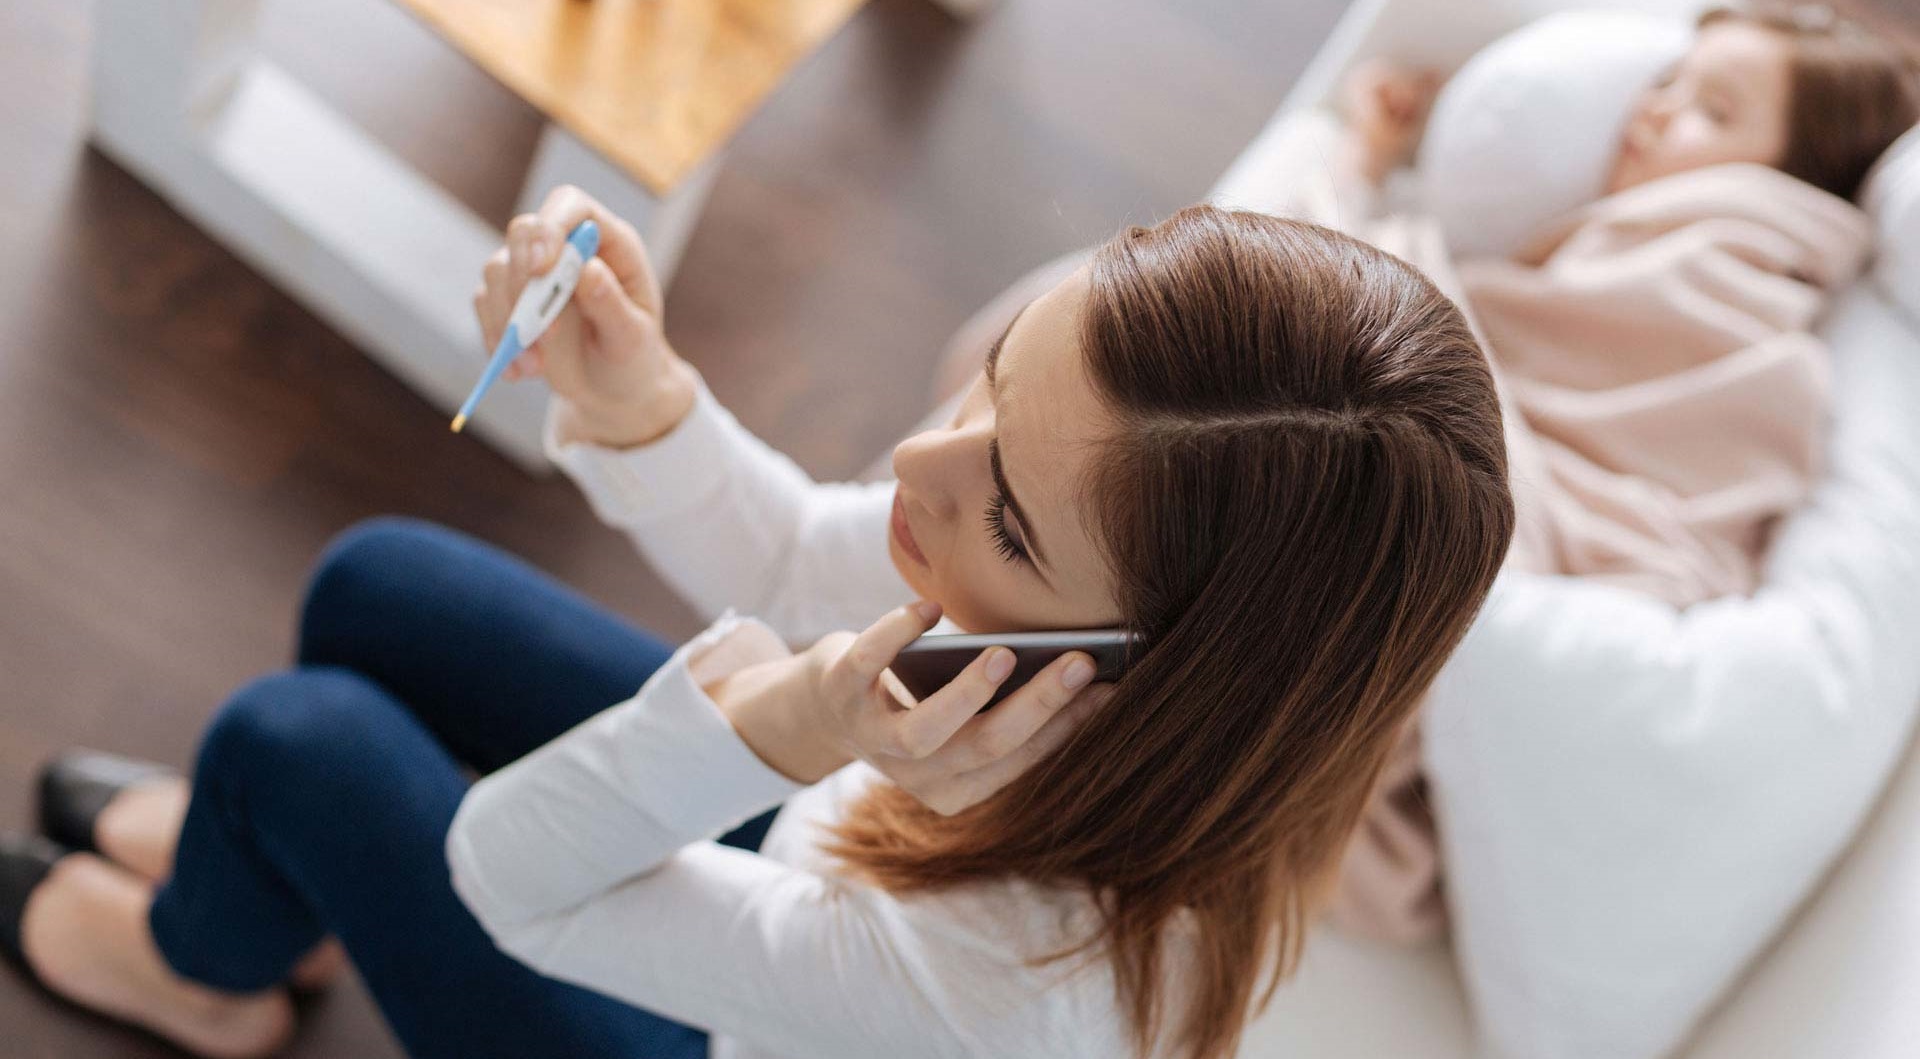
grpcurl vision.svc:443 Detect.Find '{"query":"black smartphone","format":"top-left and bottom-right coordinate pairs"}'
top-left (885, 629), bottom-right (1140, 710)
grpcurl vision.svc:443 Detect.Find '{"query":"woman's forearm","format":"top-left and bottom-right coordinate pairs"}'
top-left (546, 377), bottom-right (914, 645)
top-left (447, 613), bottom-right (802, 933)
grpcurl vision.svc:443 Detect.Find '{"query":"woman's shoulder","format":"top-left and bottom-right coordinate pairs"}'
top-left (757, 777), bottom-right (1206, 1055)
top-left (766, 769), bottom-right (1215, 965)
top-left (766, 770), bottom-right (1105, 945)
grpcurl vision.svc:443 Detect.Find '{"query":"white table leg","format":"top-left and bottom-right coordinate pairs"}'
top-left (87, 0), bottom-right (722, 471)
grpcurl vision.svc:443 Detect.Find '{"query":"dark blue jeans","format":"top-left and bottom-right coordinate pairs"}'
top-left (148, 517), bottom-right (775, 1058)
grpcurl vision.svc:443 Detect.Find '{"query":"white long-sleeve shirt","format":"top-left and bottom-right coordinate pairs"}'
top-left (446, 380), bottom-right (1182, 1059)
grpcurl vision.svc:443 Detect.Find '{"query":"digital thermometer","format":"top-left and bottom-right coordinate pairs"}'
top-left (451, 219), bottom-right (601, 433)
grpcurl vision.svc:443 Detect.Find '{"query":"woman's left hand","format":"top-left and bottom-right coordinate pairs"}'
top-left (707, 601), bottom-right (1114, 815)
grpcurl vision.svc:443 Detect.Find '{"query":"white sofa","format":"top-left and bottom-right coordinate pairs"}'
top-left (1237, 714), bottom-right (1920, 1059)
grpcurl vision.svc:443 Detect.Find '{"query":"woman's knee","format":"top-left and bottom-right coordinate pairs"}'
top-left (298, 516), bottom-right (468, 666)
top-left (197, 668), bottom-right (401, 788)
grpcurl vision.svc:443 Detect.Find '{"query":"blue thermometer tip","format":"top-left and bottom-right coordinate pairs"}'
top-left (568, 219), bottom-right (600, 261)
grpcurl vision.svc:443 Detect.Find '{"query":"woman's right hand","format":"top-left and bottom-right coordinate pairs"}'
top-left (473, 185), bottom-right (701, 450)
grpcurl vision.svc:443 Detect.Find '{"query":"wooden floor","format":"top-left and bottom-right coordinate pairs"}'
top-left (0, 0), bottom-right (1346, 1054)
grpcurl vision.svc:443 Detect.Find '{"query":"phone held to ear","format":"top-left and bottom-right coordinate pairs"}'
top-left (887, 629), bottom-right (1140, 710)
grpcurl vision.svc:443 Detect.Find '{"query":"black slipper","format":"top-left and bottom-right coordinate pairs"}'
top-left (0, 833), bottom-right (67, 972)
top-left (38, 750), bottom-right (179, 856)
top-left (0, 835), bottom-right (231, 1053)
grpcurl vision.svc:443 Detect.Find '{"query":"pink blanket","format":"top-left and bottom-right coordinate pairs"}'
top-left (1332, 163), bottom-right (1875, 942)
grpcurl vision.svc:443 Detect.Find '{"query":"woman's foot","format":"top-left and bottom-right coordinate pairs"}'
top-left (67, 758), bottom-right (349, 992)
top-left (39, 750), bottom-right (180, 864)
top-left (19, 851), bottom-right (294, 1059)
top-left (93, 774), bottom-right (190, 881)
top-left (289, 939), bottom-right (347, 992)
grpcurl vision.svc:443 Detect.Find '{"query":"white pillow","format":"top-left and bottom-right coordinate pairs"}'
top-left (1862, 124), bottom-right (1920, 322)
top-left (1426, 285), bottom-right (1920, 1059)
top-left (1416, 10), bottom-right (1690, 260)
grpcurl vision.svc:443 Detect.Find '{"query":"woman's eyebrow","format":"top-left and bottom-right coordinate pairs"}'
top-left (984, 303), bottom-right (1052, 576)
top-left (984, 304), bottom-right (1026, 387)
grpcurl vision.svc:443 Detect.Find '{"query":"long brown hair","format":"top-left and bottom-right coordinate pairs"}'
top-left (1703, 2), bottom-right (1920, 201)
top-left (823, 206), bottom-right (1515, 1059)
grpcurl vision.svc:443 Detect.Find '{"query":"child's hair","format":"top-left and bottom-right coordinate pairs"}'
top-left (1702, 2), bottom-right (1920, 201)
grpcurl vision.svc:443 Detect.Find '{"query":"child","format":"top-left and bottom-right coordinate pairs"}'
top-left (1352, 4), bottom-right (1920, 208)
top-left (1331, 2), bottom-right (1920, 944)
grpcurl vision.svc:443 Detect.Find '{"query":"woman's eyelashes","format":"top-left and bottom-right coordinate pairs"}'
top-left (984, 488), bottom-right (1030, 565)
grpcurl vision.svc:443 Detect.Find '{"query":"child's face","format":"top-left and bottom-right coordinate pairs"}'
top-left (1606, 22), bottom-right (1795, 195)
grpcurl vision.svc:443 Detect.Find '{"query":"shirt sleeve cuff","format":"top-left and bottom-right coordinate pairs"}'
top-left (628, 609), bottom-right (810, 823)
top-left (446, 609), bottom-right (806, 934)
top-left (543, 380), bottom-right (742, 527)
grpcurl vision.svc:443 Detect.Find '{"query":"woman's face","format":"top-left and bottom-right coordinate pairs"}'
top-left (1606, 22), bottom-right (1794, 195)
top-left (888, 268), bottom-right (1125, 633)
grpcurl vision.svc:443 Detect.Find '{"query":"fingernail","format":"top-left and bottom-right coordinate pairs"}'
top-left (530, 232), bottom-right (550, 265)
top-left (912, 600), bottom-right (941, 623)
top-left (1061, 657), bottom-right (1094, 690)
top-left (986, 648), bottom-right (1015, 682)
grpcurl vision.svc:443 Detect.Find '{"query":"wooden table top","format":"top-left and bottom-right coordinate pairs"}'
top-left (391, 0), bottom-right (871, 194)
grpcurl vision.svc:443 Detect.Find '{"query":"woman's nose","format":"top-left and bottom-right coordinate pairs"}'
top-left (891, 433), bottom-right (955, 521)
top-left (893, 425), bottom-right (984, 521)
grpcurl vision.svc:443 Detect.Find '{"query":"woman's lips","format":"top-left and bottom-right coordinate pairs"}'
top-left (892, 493), bottom-right (929, 567)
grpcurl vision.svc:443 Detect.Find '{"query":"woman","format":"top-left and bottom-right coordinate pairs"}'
top-left (0, 193), bottom-right (1514, 1059)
